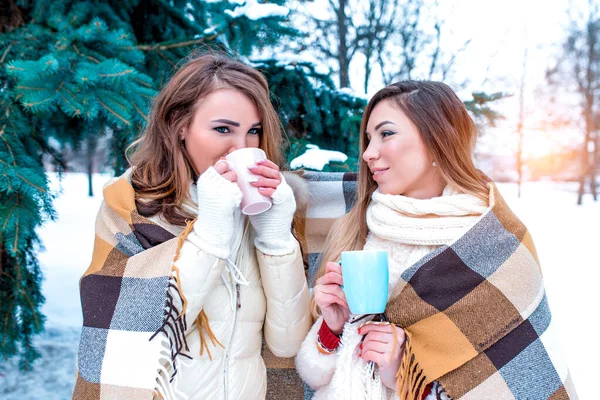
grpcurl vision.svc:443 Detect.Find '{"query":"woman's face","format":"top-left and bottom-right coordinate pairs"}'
top-left (362, 99), bottom-right (443, 199)
top-left (182, 88), bottom-right (261, 175)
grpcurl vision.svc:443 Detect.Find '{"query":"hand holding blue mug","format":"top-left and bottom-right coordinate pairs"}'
top-left (313, 262), bottom-right (350, 335)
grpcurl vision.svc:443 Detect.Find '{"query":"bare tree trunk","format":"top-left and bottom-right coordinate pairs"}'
top-left (87, 133), bottom-right (98, 197)
top-left (336, 0), bottom-right (350, 88)
top-left (516, 45), bottom-right (528, 198)
top-left (578, 109), bottom-right (592, 205)
top-left (364, 50), bottom-right (372, 94)
top-left (590, 130), bottom-right (598, 200)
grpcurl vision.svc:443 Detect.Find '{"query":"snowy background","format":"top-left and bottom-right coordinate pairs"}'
top-left (0, 168), bottom-right (597, 399)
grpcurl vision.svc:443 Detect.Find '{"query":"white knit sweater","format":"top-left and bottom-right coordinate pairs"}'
top-left (295, 185), bottom-right (488, 400)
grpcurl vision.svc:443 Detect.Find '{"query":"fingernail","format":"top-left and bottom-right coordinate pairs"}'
top-left (248, 165), bottom-right (257, 170)
top-left (258, 187), bottom-right (267, 191)
top-left (257, 159), bottom-right (267, 163)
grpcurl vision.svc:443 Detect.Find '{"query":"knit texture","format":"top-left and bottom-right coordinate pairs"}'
top-left (367, 185), bottom-right (488, 246)
top-left (194, 166), bottom-right (243, 259)
top-left (249, 174), bottom-right (297, 256)
top-left (318, 318), bottom-right (341, 351)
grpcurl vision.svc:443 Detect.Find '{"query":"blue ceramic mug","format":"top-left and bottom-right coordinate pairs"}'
top-left (341, 250), bottom-right (389, 315)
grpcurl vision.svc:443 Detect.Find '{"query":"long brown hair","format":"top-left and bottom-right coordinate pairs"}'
top-left (128, 53), bottom-right (283, 226)
top-left (311, 80), bottom-right (489, 315)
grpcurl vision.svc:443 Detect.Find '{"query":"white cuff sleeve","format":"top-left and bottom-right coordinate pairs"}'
top-left (194, 167), bottom-right (243, 259)
top-left (249, 175), bottom-right (297, 255)
top-left (295, 317), bottom-right (338, 390)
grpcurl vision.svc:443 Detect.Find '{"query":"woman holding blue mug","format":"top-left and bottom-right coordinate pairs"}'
top-left (295, 81), bottom-right (573, 400)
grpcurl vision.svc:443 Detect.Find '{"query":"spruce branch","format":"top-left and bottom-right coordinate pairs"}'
top-left (0, 160), bottom-right (47, 192)
top-left (132, 103), bottom-right (148, 123)
top-left (97, 99), bottom-right (130, 126)
top-left (99, 69), bottom-right (134, 77)
top-left (0, 131), bottom-right (16, 165)
top-left (1, 43), bottom-right (13, 64)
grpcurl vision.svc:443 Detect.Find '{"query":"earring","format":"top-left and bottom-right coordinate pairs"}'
top-left (432, 161), bottom-right (437, 167)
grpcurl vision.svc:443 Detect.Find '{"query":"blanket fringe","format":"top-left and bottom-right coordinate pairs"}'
top-left (150, 218), bottom-right (225, 396)
top-left (396, 333), bottom-right (428, 400)
top-left (196, 309), bottom-right (224, 360)
top-left (150, 219), bottom-right (196, 383)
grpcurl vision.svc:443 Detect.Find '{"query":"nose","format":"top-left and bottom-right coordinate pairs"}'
top-left (362, 140), bottom-right (380, 163)
top-left (228, 136), bottom-right (250, 154)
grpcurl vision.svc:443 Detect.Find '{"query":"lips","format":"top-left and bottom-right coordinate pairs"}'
top-left (371, 168), bottom-right (389, 180)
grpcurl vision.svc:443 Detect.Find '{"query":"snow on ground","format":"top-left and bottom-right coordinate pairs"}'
top-left (0, 173), bottom-right (597, 399)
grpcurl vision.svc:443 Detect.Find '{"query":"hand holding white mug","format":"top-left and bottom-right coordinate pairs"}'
top-left (247, 159), bottom-right (282, 197)
top-left (314, 261), bottom-right (350, 335)
top-left (214, 157), bottom-right (237, 183)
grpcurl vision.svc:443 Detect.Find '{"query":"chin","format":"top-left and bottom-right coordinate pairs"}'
top-left (376, 184), bottom-right (402, 196)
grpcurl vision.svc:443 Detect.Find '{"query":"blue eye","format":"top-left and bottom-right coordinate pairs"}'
top-left (248, 128), bottom-right (262, 135)
top-left (215, 126), bottom-right (230, 134)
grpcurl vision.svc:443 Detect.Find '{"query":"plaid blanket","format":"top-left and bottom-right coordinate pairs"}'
top-left (73, 173), bottom-right (197, 399)
top-left (295, 171), bottom-right (576, 400)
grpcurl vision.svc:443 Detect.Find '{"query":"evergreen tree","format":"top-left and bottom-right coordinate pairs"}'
top-left (0, 0), bottom-right (367, 368)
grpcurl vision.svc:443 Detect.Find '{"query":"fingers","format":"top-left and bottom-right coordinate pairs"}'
top-left (359, 331), bottom-right (393, 344)
top-left (360, 349), bottom-right (387, 366)
top-left (247, 160), bottom-right (281, 197)
top-left (359, 325), bottom-right (405, 367)
top-left (257, 187), bottom-right (276, 197)
top-left (221, 170), bottom-right (237, 183)
top-left (250, 177), bottom-right (281, 190)
top-left (214, 159), bottom-right (230, 174)
top-left (360, 339), bottom-right (389, 355)
top-left (358, 322), bottom-right (405, 340)
top-left (316, 292), bottom-right (349, 310)
top-left (315, 270), bottom-right (343, 286)
top-left (325, 261), bottom-right (342, 275)
top-left (256, 159), bottom-right (280, 172)
top-left (213, 160), bottom-right (238, 182)
top-left (317, 283), bottom-right (347, 301)
top-left (248, 162), bottom-right (281, 180)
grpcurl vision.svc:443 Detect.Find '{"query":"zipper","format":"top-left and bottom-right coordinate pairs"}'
top-left (223, 276), bottom-right (240, 400)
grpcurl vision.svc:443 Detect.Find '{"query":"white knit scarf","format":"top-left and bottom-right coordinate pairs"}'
top-left (366, 186), bottom-right (488, 246)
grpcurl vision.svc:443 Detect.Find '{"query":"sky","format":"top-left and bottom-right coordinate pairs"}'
top-left (289, 0), bottom-right (589, 159)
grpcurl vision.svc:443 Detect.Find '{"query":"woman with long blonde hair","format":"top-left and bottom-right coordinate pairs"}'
top-left (73, 53), bottom-right (311, 399)
top-left (295, 81), bottom-right (573, 400)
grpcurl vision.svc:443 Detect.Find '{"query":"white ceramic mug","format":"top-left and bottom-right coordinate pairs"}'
top-left (222, 148), bottom-right (273, 215)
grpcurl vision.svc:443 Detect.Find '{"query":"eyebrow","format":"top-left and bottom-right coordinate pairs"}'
top-left (375, 120), bottom-right (395, 131)
top-left (211, 119), bottom-right (262, 128)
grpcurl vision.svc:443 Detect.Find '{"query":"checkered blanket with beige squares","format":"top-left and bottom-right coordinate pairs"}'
top-left (294, 171), bottom-right (577, 400)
